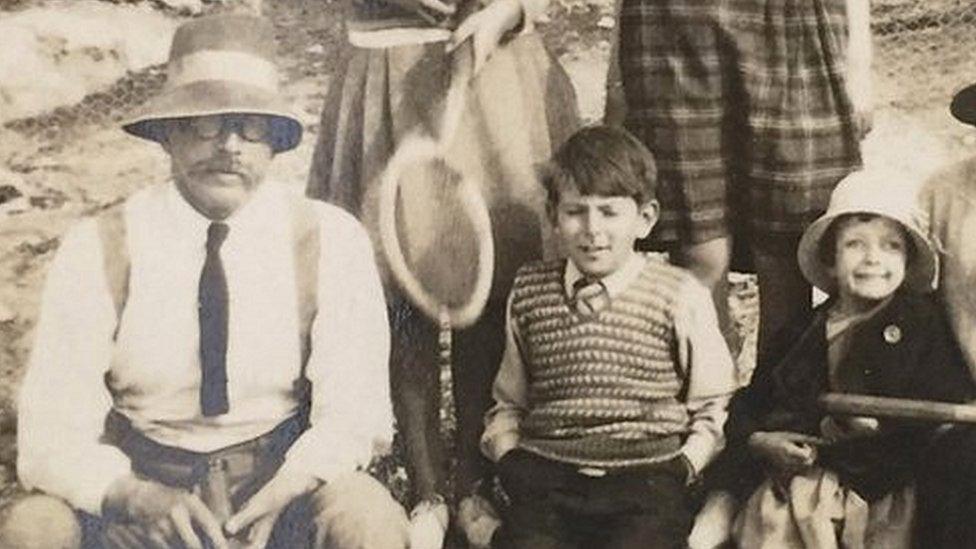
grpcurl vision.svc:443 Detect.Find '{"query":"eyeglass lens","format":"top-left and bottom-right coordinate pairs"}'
top-left (186, 115), bottom-right (269, 142)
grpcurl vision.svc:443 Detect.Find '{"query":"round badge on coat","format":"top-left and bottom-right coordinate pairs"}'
top-left (883, 324), bottom-right (902, 344)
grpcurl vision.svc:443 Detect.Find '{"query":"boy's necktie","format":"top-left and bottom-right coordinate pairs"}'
top-left (199, 222), bottom-right (230, 416)
top-left (572, 277), bottom-right (610, 317)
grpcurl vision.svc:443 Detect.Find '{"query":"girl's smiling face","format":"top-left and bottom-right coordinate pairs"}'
top-left (830, 215), bottom-right (908, 313)
top-left (551, 183), bottom-right (657, 279)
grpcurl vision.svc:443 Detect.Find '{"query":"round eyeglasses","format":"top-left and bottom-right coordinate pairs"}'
top-left (180, 114), bottom-right (271, 143)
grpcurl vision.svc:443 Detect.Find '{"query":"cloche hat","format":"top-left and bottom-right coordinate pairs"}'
top-left (122, 13), bottom-right (302, 153)
top-left (797, 168), bottom-right (937, 294)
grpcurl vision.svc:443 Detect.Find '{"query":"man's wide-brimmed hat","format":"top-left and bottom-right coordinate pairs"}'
top-left (951, 82), bottom-right (976, 127)
top-left (797, 168), bottom-right (937, 294)
top-left (122, 13), bottom-right (302, 153)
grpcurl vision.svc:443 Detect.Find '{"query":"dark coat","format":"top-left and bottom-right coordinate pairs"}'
top-left (708, 290), bottom-right (976, 501)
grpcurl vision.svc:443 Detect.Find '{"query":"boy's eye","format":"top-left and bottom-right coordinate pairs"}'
top-left (597, 206), bottom-right (620, 217)
top-left (843, 238), bottom-right (865, 249)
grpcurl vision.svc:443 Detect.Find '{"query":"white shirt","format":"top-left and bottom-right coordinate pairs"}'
top-left (17, 180), bottom-right (393, 515)
top-left (481, 253), bottom-right (737, 475)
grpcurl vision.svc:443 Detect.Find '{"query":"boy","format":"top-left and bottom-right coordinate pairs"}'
top-left (479, 126), bottom-right (738, 548)
top-left (692, 169), bottom-right (976, 548)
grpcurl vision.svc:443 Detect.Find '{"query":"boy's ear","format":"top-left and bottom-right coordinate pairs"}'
top-left (636, 199), bottom-right (659, 239)
top-left (545, 200), bottom-right (559, 226)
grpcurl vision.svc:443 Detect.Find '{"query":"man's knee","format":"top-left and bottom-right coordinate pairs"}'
top-left (0, 493), bottom-right (83, 549)
top-left (310, 472), bottom-right (408, 549)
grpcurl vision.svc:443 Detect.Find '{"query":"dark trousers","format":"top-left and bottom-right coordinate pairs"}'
top-left (491, 450), bottom-right (693, 549)
top-left (915, 425), bottom-right (976, 548)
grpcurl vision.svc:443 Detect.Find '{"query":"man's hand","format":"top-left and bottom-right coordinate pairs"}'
top-left (447, 0), bottom-right (523, 75)
top-left (103, 474), bottom-right (228, 549)
top-left (225, 470), bottom-right (320, 549)
top-left (747, 431), bottom-right (820, 475)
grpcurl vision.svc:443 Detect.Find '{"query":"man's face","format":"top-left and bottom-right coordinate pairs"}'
top-left (163, 114), bottom-right (274, 220)
top-left (551, 183), bottom-right (658, 279)
top-left (830, 215), bottom-right (908, 312)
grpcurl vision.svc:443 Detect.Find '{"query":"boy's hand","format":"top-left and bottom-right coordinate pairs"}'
top-left (820, 415), bottom-right (880, 443)
top-left (747, 431), bottom-right (820, 475)
top-left (408, 498), bottom-right (449, 549)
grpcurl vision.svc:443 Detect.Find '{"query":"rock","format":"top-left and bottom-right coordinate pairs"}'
top-left (536, 13), bottom-right (551, 24)
top-left (597, 15), bottom-right (615, 29)
top-left (156, 0), bottom-right (204, 14)
top-left (306, 44), bottom-right (325, 55)
top-left (0, 303), bottom-right (15, 324)
top-left (0, 2), bottom-right (177, 123)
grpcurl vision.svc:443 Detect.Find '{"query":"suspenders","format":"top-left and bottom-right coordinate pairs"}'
top-left (95, 195), bottom-right (322, 393)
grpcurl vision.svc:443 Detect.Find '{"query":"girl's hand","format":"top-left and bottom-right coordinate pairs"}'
top-left (448, 0), bottom-right (524, 75)
top-left (747, 431), bottom-right (820, 475)
top-left (820, 415), bottom-right (880, 443)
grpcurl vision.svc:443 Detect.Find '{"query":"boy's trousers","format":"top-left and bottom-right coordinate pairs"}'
top-left (491, 449), bottom-right (693, 549)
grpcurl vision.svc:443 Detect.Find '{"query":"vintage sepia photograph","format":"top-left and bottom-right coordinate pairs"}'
top-left (2, 0), bottom-right (976, 547)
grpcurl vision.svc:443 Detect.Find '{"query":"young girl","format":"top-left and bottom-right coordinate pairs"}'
top-left (691, 170), bottom-right (976, 548)
top-left (306, 0), bottom-right (579, 546)
top-left (609, 0), bottom-right (873, 364)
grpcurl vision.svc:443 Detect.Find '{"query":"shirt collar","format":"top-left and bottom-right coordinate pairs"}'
top-left (564, 252), bottom-right (648, 299)
top-left (165, 179), bottom-right (281, 243)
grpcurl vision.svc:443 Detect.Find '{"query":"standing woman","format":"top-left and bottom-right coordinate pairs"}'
top-left (306, 0), bottom-right (579, 546)
top-left (609, 0), bottom-right (873, 364)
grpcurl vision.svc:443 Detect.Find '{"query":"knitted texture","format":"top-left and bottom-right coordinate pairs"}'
top-left (511, 257), bottom-right (693, 468)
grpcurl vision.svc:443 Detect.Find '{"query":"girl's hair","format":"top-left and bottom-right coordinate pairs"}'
top-left (817, 213), bottom-right (917, 268)
top-left (540, 125), bottom-right (657, 206)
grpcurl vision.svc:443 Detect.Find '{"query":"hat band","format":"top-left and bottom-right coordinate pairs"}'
top-left (169, 49), bottom-right (278, 92)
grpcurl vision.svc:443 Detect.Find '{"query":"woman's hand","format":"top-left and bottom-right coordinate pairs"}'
top-left (448, 0), bottom-right (524, 75)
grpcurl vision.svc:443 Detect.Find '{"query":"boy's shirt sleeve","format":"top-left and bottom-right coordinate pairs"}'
top-left (480, 293), bottom-right (529, 462)
top-left (673, 277), bottom-right (738, 474)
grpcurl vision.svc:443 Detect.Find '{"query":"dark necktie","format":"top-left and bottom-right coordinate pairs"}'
top-left (199, 222), bottom-right (230, 416)
top-left (572, 277), bottom-right (610, 317)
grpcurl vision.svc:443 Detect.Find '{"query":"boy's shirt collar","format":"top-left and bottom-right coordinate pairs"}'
top-left (564, 253), bottom-right (648, 299)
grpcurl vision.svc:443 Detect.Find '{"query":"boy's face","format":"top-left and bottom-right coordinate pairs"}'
top-left (830, 215), bottom-right (908, 311)
top-left (550, 183), bottom-right (658, 279)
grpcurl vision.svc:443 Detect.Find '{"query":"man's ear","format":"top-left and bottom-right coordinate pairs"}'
top-left (636, 199), bottom-right (659, 239)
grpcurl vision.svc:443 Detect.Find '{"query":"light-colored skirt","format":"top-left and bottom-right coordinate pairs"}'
top-left (733, 468), bottom-right (915, 549)
top-left (307, 32), bottom-right (579, 303)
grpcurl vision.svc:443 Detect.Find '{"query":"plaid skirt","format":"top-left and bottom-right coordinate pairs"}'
top-left (619, 0), bottom-right (862, 257)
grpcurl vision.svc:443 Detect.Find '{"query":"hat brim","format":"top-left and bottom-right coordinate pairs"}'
top-left (797, 209), bottom-right (937, 295)
top-left (122, 80), bottom-right (302, 153)
top-left (951, 83), bottom-right (976, 126)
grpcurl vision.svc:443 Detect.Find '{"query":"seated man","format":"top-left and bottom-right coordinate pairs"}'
top-left (0, 13), bottom-right (407, 549)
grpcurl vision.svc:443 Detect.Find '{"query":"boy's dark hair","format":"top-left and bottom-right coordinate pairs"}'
top-left (817, 213), bottom-right (917, 268)
top-left (541, 125), bottom-right (657, 206)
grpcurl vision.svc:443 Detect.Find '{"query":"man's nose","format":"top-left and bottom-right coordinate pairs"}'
top-left (582, 210), bottom-right (604, 234)
top-left (215, 128), bottom-right (244, 152)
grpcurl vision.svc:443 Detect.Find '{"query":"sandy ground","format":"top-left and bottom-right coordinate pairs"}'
top-left (1, 0), bottom-right (973, 508)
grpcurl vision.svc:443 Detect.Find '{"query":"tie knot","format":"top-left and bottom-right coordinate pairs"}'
top-left (207, 222), bottom-right (229, 251)
top-left (572, 277), bottom-right (605, 299)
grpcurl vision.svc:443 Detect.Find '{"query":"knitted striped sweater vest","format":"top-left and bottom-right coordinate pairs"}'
top-left (512, 257), bottom-right (692, 468)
